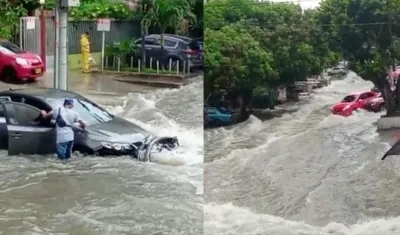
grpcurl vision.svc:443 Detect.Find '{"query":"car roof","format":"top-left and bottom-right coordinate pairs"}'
top-left (147, 34), bottom-right (190, 44)
top-left (163, 34), bottom-right (193, 41)
top-left (1, 88), bottom-right (84, 100)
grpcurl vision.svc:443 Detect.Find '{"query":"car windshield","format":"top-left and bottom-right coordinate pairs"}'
top-left (46, 98), bottom-right (113, 125)
top-left (342, 95), bottom-right (356, 103)
top-left (0, 41), bottom-right (24, 54)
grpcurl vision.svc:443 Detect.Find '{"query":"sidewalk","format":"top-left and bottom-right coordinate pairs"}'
top-left (0, 69), bottom-right (157, 97)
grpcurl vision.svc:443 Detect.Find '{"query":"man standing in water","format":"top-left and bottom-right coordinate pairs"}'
top-left (41, 98), bottom-right (86, 159)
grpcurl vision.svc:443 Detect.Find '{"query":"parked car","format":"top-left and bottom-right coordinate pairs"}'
top-left (365, 93), bottom-right (385, 112)
top-left (328, 66), bottom-right (348, 76)
top-left (133, 34), bottom-right (203, 71)
top-left (204, 106), bottom-right (233, 127)
top-left (331, 91), bottom-right (379, 116)
top-left (0, 88), bottom-right (179, 162)
top-left (371, 87), bottom-right (379, 92)
top-left (197, 37), bottom-right (203, 68)
top-left (0, 41), bottom-right (44, 83)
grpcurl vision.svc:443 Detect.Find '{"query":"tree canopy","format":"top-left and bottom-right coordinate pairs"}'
top-left (204, 0), bottom-right (341, 98)
top-left (205, 0), bottom-right (400, 116)
top-left (317, 0), bottom-right (400, 115)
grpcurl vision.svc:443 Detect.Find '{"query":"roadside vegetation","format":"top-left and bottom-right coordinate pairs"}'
top-left (0, 0), bottom-right (203, 75)
top-left (205, 0), bottom-right (400, 116)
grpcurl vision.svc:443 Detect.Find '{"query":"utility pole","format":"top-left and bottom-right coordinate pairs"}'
top-left (140, 3), bottom-right (147, 71)
top-left (58, 5), bottom-right (68, 90)
top-left (54, 0), bottom-right (80, 90)
top-left (54, 8), bottom-right (60, 89)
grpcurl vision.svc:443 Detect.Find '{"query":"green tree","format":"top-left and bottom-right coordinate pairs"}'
top-left (0, 0), bottom-right (27, 40)
top-left (190, 0), bottom-right (204, 37)
top-left (141, 0), bottom-right (196, 48)
top-left (318, 0), bottom-right (400, 116)
top-left (204, 25), bottom-right (277, 96)
top-left (204, 0), bottom-right (336, 110)
top-left (69, 0), bottom-right (134, 20)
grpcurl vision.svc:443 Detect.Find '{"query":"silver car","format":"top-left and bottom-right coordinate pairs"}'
top-left (328, 66), bottom-right (348, 76)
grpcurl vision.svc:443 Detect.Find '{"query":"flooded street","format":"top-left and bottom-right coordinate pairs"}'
top-left (205, 73), bottom-right (400, 235)
top-left (0, 75), bottom-right (203, 234)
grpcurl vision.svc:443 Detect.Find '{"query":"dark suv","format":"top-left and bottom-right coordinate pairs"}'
top-left (135, 34), bottom-right (203, 71)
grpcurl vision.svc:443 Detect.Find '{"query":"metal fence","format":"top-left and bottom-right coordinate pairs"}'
top-left (20, 17), bottom-right (143, 56)
top-left (19, 17), bottom-right (41, 55)
top-left (67, 20), bottom-right (142, 54)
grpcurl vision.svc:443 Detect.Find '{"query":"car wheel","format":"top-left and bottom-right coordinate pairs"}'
top-left (1, 67), bottom-right (17, 83)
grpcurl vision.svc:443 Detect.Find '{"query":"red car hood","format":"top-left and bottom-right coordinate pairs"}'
top-left (332, 102), bottom-right (353, 111)
top-left (14, 52), bottom-right (42, 62)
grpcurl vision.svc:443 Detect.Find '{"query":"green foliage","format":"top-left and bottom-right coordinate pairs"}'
top-left (0, 0), bottom-right (27, 40)
top-left (204, 0), bottom-right (340, 96)
top-left (317, 0), bottom-right (400, 114)
top-left (70, 0), bottom-right (134, 20)
top-left (204, 25), bottom-right (277, 95)
top-left (190, 0), bottom-right (203, 36)
top-left (106, 39), bottom-right (138, 59)
top-left (141, 0), bottom-right (196, 45)
top-left (317, 0), bottom-right (393, 82)
top-left (0, 0), bottom-right (136, 40)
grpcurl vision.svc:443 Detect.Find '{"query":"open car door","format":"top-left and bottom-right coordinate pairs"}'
top-left (3, 101), bottom-right (55, 155)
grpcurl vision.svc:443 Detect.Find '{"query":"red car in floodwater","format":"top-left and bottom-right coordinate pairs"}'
top-left (0, 41), bottom-right (44, 83)
top-left (331, 91), bottom-right (379, 116)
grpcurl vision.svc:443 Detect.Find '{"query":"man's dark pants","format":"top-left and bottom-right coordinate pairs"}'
top-left (56, 141), bottom-right (74, 159)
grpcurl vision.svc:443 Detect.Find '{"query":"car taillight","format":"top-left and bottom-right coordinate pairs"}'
top-left (183, 49), bottom-right (198, 55)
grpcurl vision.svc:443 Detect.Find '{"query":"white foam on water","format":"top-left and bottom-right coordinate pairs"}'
top-left (205, 73), bottom-right (400, 234)
top-left (106, 84), bottom-right (203, 166)
top-left (204, 203), bottom-right (400, 235)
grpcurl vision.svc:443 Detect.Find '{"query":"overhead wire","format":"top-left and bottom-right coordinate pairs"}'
top-left (204, 0), bottom-right (395, 29)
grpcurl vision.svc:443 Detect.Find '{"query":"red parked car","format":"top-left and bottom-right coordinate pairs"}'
top-left (0, 41), bottom-right (44, 83)
top-left (331, 91), bottom-right (379, 116)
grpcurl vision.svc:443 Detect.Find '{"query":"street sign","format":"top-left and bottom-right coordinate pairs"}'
top-left (97, 18), bottom-right (111, 71)
top-left (25, 17), bottom-right (35, 30)
top-left (97, 18), bottom-right (111, 32)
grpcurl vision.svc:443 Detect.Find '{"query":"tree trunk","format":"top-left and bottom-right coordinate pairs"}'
top-left (378, 73), bottom-right (396, 117)
top-left (160, 30), bottom-right (165, 49)
top-left (395, 78), bottom-right (400, 114)
top-left (384, 84), bottom-right (395, 116)
top-left (160, 28), bottom-right (166, 69)
top-left (238, 95), bottom-right (249, 122)
top-left (140, 25), bottom-right (146, 70)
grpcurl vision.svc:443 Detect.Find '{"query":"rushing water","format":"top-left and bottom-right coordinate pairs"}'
top-left (0, 81), bottom-right (203, 235)
top-left (204, 73), bottom-right (400, 235)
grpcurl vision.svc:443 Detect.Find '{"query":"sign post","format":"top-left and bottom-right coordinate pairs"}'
top-left (97, 18), bottom-right (111, 71)
top-left (25, 17), bottom-right (36, 30)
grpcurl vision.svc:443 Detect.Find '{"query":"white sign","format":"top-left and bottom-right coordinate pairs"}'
top-left (25, 17), bottom-right (35, 30)
top-left (97, 19), bottom-right (111, 32)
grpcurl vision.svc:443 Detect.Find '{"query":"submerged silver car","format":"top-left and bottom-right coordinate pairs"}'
top-left (0, 88), bottom-right (179, 161)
